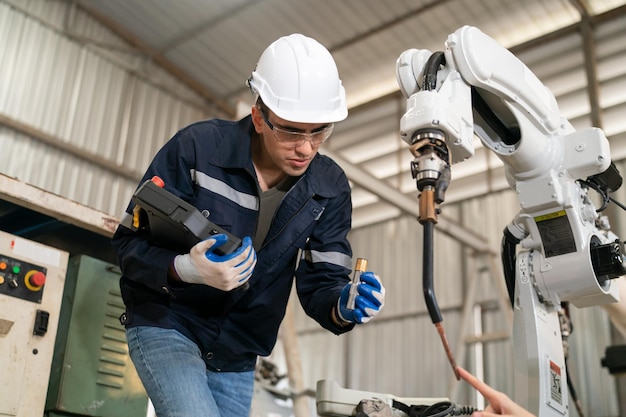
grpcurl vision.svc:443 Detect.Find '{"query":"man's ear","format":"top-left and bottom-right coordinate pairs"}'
top-left (251, 106), bottom-right (264, 134)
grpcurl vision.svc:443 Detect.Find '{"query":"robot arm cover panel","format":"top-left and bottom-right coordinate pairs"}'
top-left (446, 26), bottom-right (561, 134)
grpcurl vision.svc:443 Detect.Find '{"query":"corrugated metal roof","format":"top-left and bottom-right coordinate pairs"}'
top-left (77, 0), bottom-right (624, 110)
top-left (71, 0), bottom-right (626, 229)
top-left (2, 0), bottom-right (626, 228)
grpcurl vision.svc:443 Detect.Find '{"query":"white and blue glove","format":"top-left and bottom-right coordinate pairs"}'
top-left (174, 234), bottom-right (256, 291)
top-left (337, 272), bottom-right (385, 324)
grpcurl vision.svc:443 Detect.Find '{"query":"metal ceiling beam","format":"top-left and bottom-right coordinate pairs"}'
top-left (579, 16), bottom-right (603, 129)
top-left (569, 0), bottom-right (604, 129)
top-left (509, 4), bottom-right (626, 54)
top-left (328, 0), bottom-right (452, 52)
top-left (321, 149), bottom-right (495, 254)
top-left (0, 113), bottom-right (143, 182)
top-left (77, 1), bottom-right (237, 119)
top-left (157, 1), bottom-right (258, 53)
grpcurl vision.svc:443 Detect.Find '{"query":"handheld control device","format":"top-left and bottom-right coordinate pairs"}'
top-left (131, 178), bottom-right (242, 256)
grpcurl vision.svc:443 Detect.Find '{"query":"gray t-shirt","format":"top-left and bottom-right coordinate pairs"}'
top-left (253, 176), bottom-right (296, 249)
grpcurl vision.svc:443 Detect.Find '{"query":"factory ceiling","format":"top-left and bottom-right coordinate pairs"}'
top-left (78, 0), bottom-right (626, 231)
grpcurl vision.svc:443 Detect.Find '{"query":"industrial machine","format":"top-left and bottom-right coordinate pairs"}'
top-left (317, 25), bottom-right (625, 417)
top-left (45, 255), bottom-right (148, 417)
top-left (0, 174), bottom-right (150, 417)
top-left (395, 25), bottom-right (624, 416)
top-left (316, 379), bottom-right (452, 417)
top-left (0, 230), bottom-right (69, 417)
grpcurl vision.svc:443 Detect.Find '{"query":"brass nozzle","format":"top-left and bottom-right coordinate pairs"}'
top-left (418, 189), bottom-right (439, 224)
top-left (355, 258), bottom-right (368, 273)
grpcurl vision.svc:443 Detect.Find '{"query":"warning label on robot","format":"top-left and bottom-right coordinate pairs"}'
top-left (550, 360), bottom-right (563, 404)
top-left (534, 211), bottom-right (577, 257)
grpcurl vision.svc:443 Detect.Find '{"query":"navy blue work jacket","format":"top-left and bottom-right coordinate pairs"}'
top-left (112, 116), bottom-right (355, 372)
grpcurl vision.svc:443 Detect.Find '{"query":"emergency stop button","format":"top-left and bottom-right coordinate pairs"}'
top-left (24, 270), bottom-right (46, 291)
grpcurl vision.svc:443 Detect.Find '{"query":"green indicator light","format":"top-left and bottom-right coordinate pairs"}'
top-left (12, 265), bottom-right (20, 274)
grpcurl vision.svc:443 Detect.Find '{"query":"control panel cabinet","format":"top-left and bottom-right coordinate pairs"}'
top-left (45, 255), bottom-right (148, 417)
top-left (0, 231), bottom-right (69, 417)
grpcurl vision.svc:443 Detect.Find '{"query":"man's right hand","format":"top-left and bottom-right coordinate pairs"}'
top-left (173, 234), bottom-right (256, 291)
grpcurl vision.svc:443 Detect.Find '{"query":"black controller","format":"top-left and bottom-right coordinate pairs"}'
top-left (131, 179), bottom-right (242, 256)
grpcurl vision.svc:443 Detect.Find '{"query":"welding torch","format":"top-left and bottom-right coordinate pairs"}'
top-left (347, 258), bottom-right (368, 310)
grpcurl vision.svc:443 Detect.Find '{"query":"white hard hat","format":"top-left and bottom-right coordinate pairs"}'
top-left (247, 34), bottom-right (348, 124)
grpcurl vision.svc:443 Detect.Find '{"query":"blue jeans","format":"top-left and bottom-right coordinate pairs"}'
top-left (126, 326), bottom-right (254, 417)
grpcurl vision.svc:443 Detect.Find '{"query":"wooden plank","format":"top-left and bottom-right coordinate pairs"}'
top-left (0, 174), bottom-right (119, 238)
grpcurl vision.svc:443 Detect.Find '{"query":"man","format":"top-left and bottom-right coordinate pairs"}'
top-left (112, 33), bottom-right (385, 417)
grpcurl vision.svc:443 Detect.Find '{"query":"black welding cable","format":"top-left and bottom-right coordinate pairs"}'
top-left (423, 220), bottom-right (443, 323)
top-left (501, 227), bottom-right (521, 307)
top-left (423, 51), bottom-right (446, 91)
top-left (420, 50), bottom-right (446, 325)
top-left (471, 87), bottom-right (520, 146)
top-left (567, 369), bottom-right (586, 417)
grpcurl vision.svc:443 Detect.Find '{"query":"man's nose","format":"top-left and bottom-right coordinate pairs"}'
top-left (294, 138), bottom-right (315, 152)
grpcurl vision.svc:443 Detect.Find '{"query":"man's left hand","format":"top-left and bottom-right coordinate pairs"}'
top-left (337, 272), bottom-right (385, 324)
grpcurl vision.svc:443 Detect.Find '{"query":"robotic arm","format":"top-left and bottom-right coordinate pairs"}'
top-left (395, 26), bottom-right (626, 416)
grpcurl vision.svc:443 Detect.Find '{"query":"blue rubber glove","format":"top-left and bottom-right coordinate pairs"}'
top-left (174, 234), bottom-right (256, 290)
top-left (337, 272), bottom-right (385, 324)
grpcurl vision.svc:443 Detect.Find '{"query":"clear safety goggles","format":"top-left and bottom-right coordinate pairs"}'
top-left (258, 105), bottom-right (334, 148)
